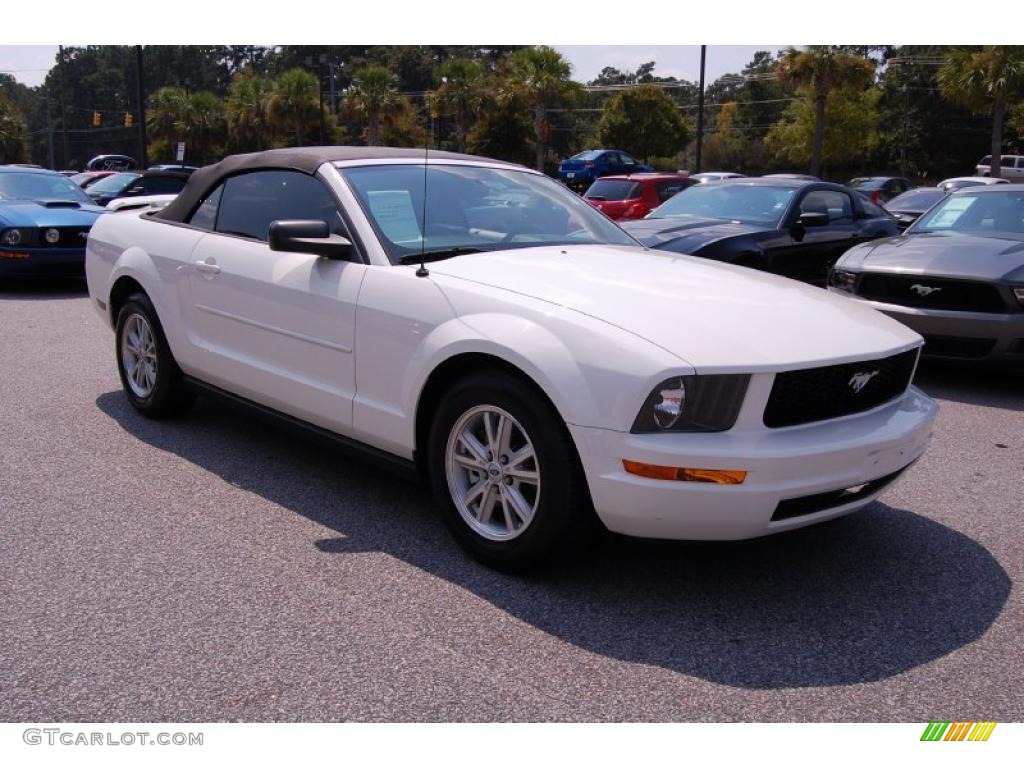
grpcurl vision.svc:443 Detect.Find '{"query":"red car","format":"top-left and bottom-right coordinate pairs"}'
top-left (583, 173), bottom-right (697, 221)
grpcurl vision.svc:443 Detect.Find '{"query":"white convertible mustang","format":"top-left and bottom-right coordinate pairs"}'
top-left (85, 147), bottom-right (938, 569)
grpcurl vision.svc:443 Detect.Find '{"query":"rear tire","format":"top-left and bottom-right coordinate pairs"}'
top-left (115, 292), bottom-right (194, 419)
top-left (427, 370), bottom-right (588, 571)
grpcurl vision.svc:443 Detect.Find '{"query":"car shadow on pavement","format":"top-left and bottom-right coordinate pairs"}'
top-left (96, 391), bottom-right (1011, 691)
top-left (0, 277), bottom-right (88, 300)
top-left (914, 358), bottom-right (1024, 412)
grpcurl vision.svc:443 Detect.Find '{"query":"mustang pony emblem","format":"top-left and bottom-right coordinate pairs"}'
top-left (910, 284), bottom-right (942, 297)
top-left (848, 370), bottom-right (879, 393)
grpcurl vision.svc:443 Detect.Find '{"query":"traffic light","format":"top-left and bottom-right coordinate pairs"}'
top-left (92, 111), bottom-right (101, 127)
top-left (124, 112), bottom-right (133, 128)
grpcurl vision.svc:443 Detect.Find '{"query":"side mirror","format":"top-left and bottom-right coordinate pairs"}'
top-left (269, 219), bottom-right (352, 260)
top-left (796, 211), bottom-right (830, 228)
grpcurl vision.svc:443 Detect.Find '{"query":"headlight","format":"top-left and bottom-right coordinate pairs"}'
top-left (1014, 287), bottom-right (1024, 306)
top-left (2, 228), bottom-right (27, 246)
top-left (44, 228), bottom-right (60, 244)
top-left (631, 374), bottom-right (749, 433)
top-left (828, 268), bottom-right (857, 292)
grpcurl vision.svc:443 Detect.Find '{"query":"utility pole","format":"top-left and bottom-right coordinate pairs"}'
top-left (58, 45), bottom-right (70, 169)
top-left (900, 82), bottom-right (909, 178)
top-left (695, 45), bottom-right (706, 174)
top-left (136, 45), bottom-right (148, 167)
top-left (45, 90), bottom-right (56, 170)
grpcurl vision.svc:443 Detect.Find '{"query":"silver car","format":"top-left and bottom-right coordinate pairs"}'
top-left (828, 185), bottom-right (1024, 361)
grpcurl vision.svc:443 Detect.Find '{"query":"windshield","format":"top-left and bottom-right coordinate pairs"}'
top-left (340, 164), bottom-right (637, 263)
top-left (585, 179), bottom-right (642, 201)
top-left (647, 183), bottom-right (796, 226)
top-left (0, 171), bottom-right (93, 203)
top-left (849, 178), bottom-right (885, 190)
top-left (86, 172), bottom-right (141, 196)
top-left (887, 189), bottom-right (945, 211)
top-left (910, 191), bottom-right (1024, 235)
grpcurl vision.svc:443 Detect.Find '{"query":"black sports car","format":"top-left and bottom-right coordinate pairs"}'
top-left (829, 184), bottom-right (1024, 362)
top-left (622, 178), bottom-right (900, 285)
top-left (883, 187), bottom-right (947, 231)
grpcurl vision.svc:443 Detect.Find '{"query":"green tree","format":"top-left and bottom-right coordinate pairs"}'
top-left (226, 70), bottom-right (275, 151)
top-left (775, 47), bottom-right (876, 177)
top-left (183, 91), bottom-right (227, 164)
top-left (597, 84), bottom-right (693, 162)
top-left (938, 46), bottom-right (1024, 179)
top-left (0, 91), bottom-right (28, 163)
top-left (377, 96), bottom-right (428, 148)
top-left (701, 101), bottom-right (749, 172)
top-left (504, 46), bottom-right (581, 171)
top-left (466, 78), bottom-right (534, 167)
top-left (147, 86), bottom-right (189, 153)
top-left (268, 68), bottom-right (320, 147)
top-left (765, 86), bottom-right (880, 175)
top-left (343, 65), bottom-right (400, 146)
top-left (427, 59), bottom-right (485, 152)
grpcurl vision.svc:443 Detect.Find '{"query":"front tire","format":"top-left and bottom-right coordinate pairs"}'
top-left (427, 371), bottom-right (588, 571)
top-left (115, 293), bottom-right (194, 418)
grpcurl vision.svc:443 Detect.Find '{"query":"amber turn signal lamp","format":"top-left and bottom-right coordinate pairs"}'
top-left (623, 460), bottom-right (747, 484)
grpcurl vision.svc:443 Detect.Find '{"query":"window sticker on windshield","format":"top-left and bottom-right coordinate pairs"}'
top-left (929, 196), bottom-right (976, 227)
top-left (367, 190), bottom-right (422, 244)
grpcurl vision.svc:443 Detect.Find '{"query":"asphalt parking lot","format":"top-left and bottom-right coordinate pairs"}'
top-left (1, 279), bottom-right (1021, 722)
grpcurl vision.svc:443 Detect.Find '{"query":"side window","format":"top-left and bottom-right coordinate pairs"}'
top-left (215, 170), bottom-right (341, 241)
top-left (799, 190), bottom-right (853, 224)
top-left (621, 153), bottom-right (636, 166)
top-left (142, 176), bottom-right (187, 195)
top-left (655, 181), bottom-right (685, 202)
top-left (1001, 156), bottom-right (1015, 168)
top-left (187, 183), bottom-right (223, 231)
top-left (1017, 158), bottom-right (1024, 169)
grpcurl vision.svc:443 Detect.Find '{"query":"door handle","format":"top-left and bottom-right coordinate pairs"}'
top-left (194, 260), bottom-right (221, 275)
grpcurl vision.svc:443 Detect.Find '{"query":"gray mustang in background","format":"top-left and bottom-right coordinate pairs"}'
top-left (828, 185), bottom-right (1024, 362)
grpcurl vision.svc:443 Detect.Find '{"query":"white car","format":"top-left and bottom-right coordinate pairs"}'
top-left (938, 176), bottom-right (1010, 193)
top-left (85, 147), bottom-right (938, 569)
top-left (975, 154), bottom-right (1024, 182)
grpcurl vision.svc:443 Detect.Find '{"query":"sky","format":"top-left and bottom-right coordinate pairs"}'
top-left (0, 45), bottom-right (784, 89)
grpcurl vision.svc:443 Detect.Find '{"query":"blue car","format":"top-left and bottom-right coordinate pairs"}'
top-left (557, 149), bottom-right (653, 190)
top-left (0, 167), bottom-right (106, 278)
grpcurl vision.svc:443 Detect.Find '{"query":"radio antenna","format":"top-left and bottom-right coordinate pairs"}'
top-left (416, 140), bottom-right (429, 277)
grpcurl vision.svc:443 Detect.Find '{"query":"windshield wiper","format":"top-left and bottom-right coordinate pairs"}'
top-left (399, 246), bottom-right (488, 265)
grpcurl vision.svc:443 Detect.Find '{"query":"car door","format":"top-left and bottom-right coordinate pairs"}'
top-left (180, 169), bottom-right (367, 434)
top-left (770, 188), bottom-right (859, 284)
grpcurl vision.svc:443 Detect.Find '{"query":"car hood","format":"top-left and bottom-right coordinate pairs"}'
top-left (621, 216), bottom-right (767, 253)
top-left (0, 200), bottom-right (106, 227)
top-left (838, 232), bottom-right (1024, 282)
top-left (428, 245), bottom-right (920, 372)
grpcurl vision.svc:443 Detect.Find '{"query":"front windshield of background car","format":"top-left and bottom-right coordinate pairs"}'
top-left (887, 189), bottom-right (945, 210)
top-left (647, 183), bottom-right (796, 226)
top-left (0, 171), bottom-right (93, 204)
top-left (340, 164), bottom-right (637, 263)
top-left (911, 191), bottom-right (1024, 235)
top-left (86, 172), bottom-right (140, 196)
top-left (850, 178), bottom-right (885, 190)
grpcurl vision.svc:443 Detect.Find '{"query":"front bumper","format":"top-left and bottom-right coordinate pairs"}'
top-left (0, 246), bottom-right (86, 277)
top-left (570, 386), bottom-right (937, 540)
top-left (829, 292), bottom-right (1024, 360)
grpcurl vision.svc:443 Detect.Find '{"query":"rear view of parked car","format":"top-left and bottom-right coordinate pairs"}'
top-left (558, 149), bottom-right (652, 191)
top-left (848, 176), bottom-right (914, 204)
top-left (583, 174), bottom-right (696, 221)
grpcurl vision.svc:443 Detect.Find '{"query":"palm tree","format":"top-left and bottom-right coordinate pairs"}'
top-left (938, 47), bottom-right (1024, 179)
top-left (227, 70), bottom-right (275, 151)
top-left (344, 65), bottom-right (400, 146)
top-left (184, 91), bottom-right (227, 164)
top-left (428, 59), bottom-right (484, 152)
top-left (504, 47), bottom-right (580, 171)
top-left (776, 47), bottom-right (875, 177)
top-left (268, 68), bottom-right (320, 147)
top-left (147, 86), bottom-right (189, 154)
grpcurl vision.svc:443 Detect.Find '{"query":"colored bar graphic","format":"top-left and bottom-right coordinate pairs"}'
top-left (921, 721), bottom-right (996, 742)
